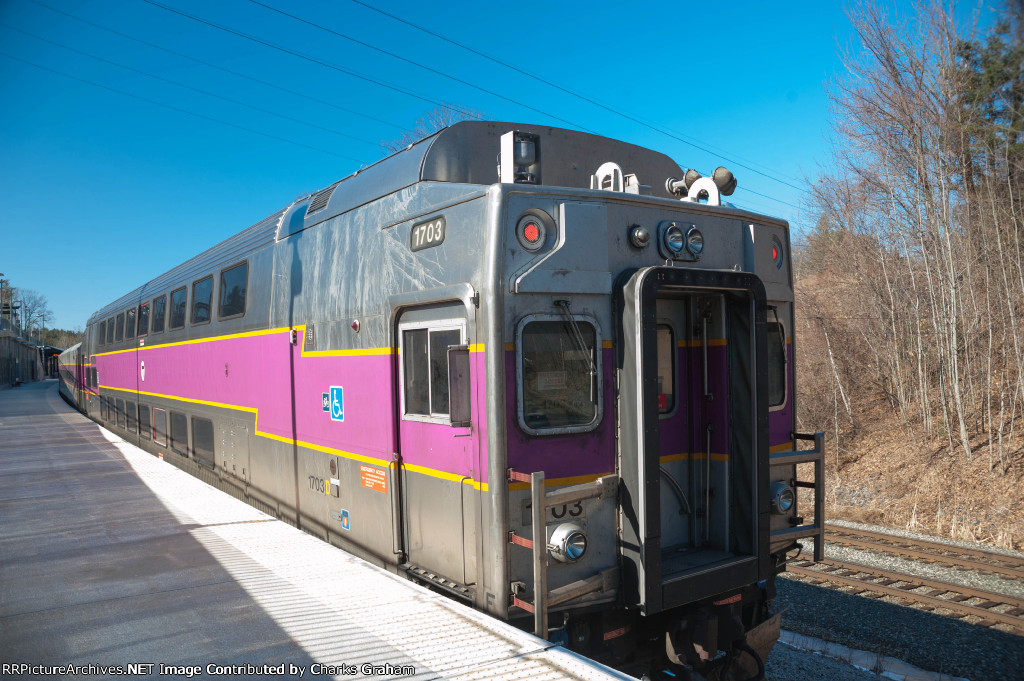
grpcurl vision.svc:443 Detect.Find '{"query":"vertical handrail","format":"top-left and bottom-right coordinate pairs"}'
top-left (701, 313), bottom-right (713, 401)
top-left (531, 471), bottom-right (547, 639)
top-left (813, 432), bottom-right (824, 562)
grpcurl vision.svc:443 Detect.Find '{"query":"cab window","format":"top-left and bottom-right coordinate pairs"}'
top-left (518, 317), bottom-right (600, 433)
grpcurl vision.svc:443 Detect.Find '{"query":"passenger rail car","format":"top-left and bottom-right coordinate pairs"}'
top-left (60, 122), bottom-right (824, 680)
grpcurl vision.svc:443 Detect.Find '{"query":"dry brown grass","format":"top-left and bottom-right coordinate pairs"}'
top-left (819, 393), bottom-right (1024, 550)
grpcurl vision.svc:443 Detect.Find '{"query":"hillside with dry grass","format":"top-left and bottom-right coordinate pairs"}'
top-left (794, 2), bottom-right (1024, 549)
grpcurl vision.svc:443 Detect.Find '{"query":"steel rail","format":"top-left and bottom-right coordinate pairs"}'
top-left (787, 560), bottom-right (1024, 632)
top-left (824, 525), bottom-right (1024, 581)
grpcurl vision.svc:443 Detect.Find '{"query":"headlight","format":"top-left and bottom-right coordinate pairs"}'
top-left (664, 224), bottom-right (685, 255)
top-left (548, 523), bottom-right (588, 563)
top-left (770, 481), bottom-right (795, 514)
top-left (686, 227), bottom-right (704, 256)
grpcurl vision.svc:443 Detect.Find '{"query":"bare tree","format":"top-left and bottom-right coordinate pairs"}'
top-left (381, 104), bottom-right (488, 153)
top-left (12, 288), bottom-right (53, 338)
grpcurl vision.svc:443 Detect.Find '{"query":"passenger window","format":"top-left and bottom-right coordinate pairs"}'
top-left (767, 322), bottom-right (787, 408)
top-left (116, 398), bottom-right (126, 429)
top-left (138, 302), bottom-right (150, 337)
top-left (106, 317), bottom-right (115, 344)
top-left (153, 408), bottom-right (167, 446)
top-left (115, 313), bottom-right (124, 342)
top-left (170, 288), bottom-right (187, 329)
top-left (152, 295), bottom-right (166, 334)
top-left (519, 319), bottom-right (600, 432)
top-left (126, 401), bottom-right (137, 433)
top-left (192, 276), bottom-right (213, 325)
top-left (169, 411), bottom-right (188, 455)
top-left (125, 308), bottom-right (136, 340)
top-left (98, 320), bottom-right (105, 346)
top-left (656, 325), bottom-right (675, 413)
top-left (400, 322), bottom-right (463, 419)
top-left (139, 403), bottom-right (151, 439)
top-left (219, 262), bottom-right (248, 319)
top-left (191, 416), bottom-right (215, 468)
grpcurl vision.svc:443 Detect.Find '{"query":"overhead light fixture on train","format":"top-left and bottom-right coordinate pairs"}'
top-left (658, 221), bottom-right (702, 261)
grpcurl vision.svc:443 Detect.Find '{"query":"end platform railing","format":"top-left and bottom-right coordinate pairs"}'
top-left (769, 432), bottom-right (825, 562)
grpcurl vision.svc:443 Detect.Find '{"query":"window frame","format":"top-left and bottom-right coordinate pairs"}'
top-left (766, 320), bottom-right (789, 411)
top-left (125, 307), bottom-right (136, 340)
top-left (138, 301), bottom-right (150, 338)
top-left (169, 287), bottom-right (188, 330)
top-left (151, 295), bottom-right (167, 335)
top-left (656, 321), bottom-right (678, 418)
top-left (217, 260), bottom-right (248, 320)
top-left (515, 313), bottom-right (604, 436)
top-left (397, 317), bottom-right (466, 425)
top-left (191, 275), bottom-right (214, 326)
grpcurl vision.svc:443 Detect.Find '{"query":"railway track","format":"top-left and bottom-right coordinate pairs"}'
top-left (786, 558), bottom-right (1024, 632)
top-left (782, 523), bottom-right (1024, 633)
top-left (824, 523), bottom-right (1024, 581)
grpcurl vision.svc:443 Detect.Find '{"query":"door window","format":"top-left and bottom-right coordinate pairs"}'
top-left (399, 320), bottom-right (464, 422)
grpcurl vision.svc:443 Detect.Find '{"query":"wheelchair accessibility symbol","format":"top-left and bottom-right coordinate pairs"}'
top-left (327, 386), bottom-right (344, 422)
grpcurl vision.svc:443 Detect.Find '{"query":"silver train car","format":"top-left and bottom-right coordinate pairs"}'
top-left (60, 122), bottom-right (824, 679)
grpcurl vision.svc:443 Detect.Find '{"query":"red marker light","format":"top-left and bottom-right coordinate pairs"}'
top-left (524, 222), bottom-right (540, 243)
top-left (772, 246), bottom-right (778, 260)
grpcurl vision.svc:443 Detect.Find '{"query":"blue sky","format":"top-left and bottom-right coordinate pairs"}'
top-left (1, 0), bottom-right (886, 330)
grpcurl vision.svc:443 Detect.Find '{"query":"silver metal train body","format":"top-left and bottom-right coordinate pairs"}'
top-left (59, 122), bottom-right (824, 679)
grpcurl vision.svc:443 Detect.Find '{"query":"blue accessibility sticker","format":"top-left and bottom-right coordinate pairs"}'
top-left (340, 509), bottom-right (350, 530)
top-left (329, 386), bottom-right (344, 422)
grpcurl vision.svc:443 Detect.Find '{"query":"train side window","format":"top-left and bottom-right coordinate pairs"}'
top-left (126, 401), bottom-right (138, 433)
top-left (138, 302), bottom-right (150, 337)
top-left (767, 321), bottom-right (787, 409)
top-left (399, 320), bottom-right (465, 421)
top-left (191, 276), bottom-right (213, 326)
top-left (517, 317), bottom-right (601, 434)
top-left (152, 295), bottom-right (166, 334)
top-left (125, 308), bottom-right (136, 340)
top-left (116, 398), bottom-right (126, 429)
top-left (656, 324), bottom-right (675, 414)
top-left (115, 313), bottom-right (124, 342)
top-left (106, 317), bottom-right (115, 344)
top-left (98, 320), bottom-right (105, 346)
top-left (100, 396), bottom-right (107, 421)
top-left (169, 411), bottom-right (188, 456)
top-left (170, 287), bottom-right (187, 329)
top-left (139, 404), bottom-right (151, 440)
top-left (153, 408), bottom-right (167, 446)
top-left (191, 417), bottom-right (215, 469)
top-left (218, 262), bottom-right (248, 319)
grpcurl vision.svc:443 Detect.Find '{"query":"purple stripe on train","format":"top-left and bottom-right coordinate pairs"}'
top-left (95, 333), bottom-right (490, 483)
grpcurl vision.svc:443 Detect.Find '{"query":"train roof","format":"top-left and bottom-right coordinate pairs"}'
top-left (87, 122), bottom-right (688, 323)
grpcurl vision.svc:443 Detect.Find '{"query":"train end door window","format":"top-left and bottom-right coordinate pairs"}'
top-left (517, 316), bottom-right (601, 434)
top-left (656, 324), bottom-right (676, 413)
top-left (152, 295), bottom-right (167, 334)
top-left (399, 319), bottom-right (465, 423)
top-left (170, 287), bottom-right (187, 329)
top-left (218, 262), bottom-right (248, 319)
top-left (192, 276), bottom-right (213, 326)
top-left (767, 321), bottom-right (787, 409)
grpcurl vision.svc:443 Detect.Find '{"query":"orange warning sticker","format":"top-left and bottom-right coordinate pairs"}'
top-left (360, 465), bottom-right (387, 493)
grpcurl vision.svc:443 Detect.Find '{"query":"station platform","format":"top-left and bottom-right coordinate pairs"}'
top-left (0, 381), bottom-right (633, 680)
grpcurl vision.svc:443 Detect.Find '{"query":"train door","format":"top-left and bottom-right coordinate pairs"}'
top-left (618, 267), bottom-right (768, 614)
top-left (394, 301), bottom-right (478, 589)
